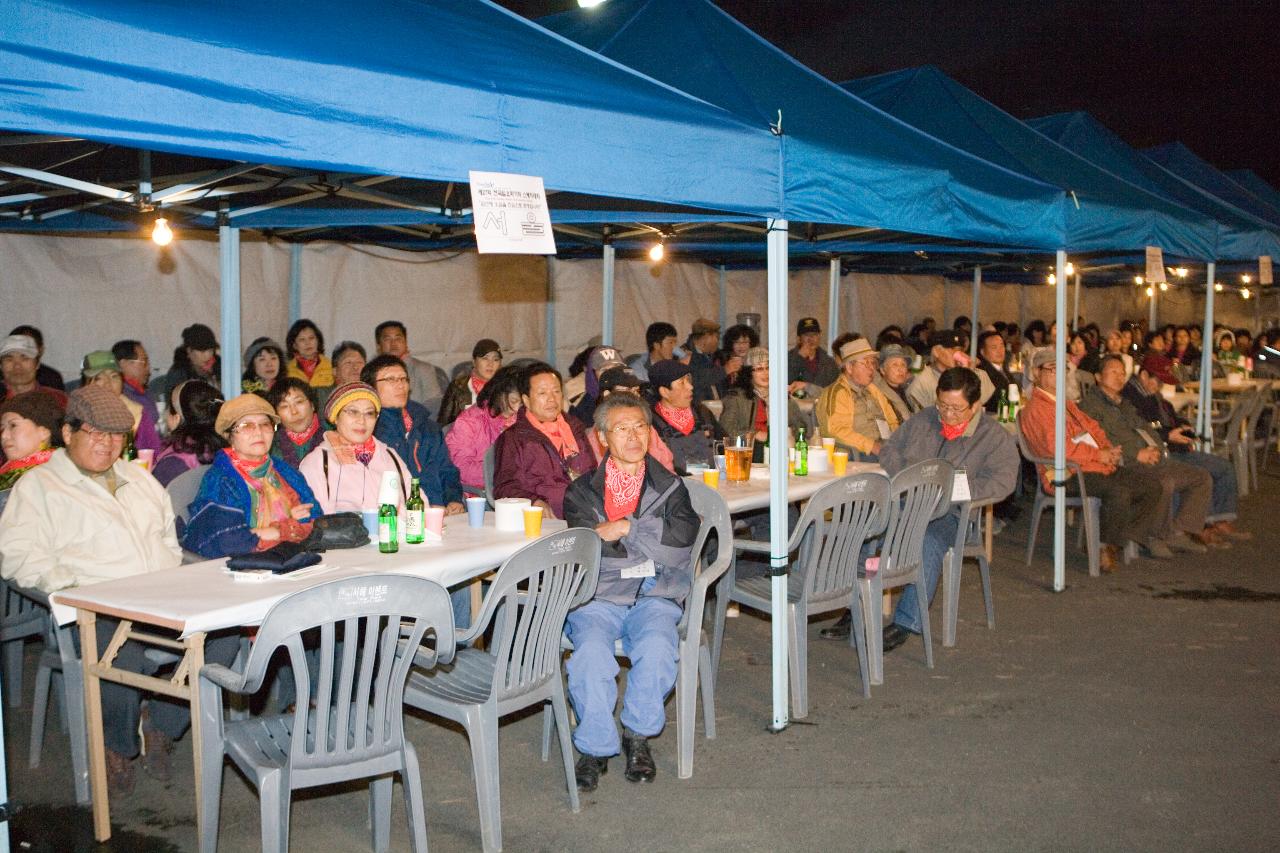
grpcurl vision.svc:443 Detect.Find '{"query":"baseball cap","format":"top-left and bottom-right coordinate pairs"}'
top-left (0, 334), bottom-right (39, 359)
top-left (796, 317), bottom-right (821, 336)
top-left (692, 318), bottom-right (721, 336)
top-left (598, 366), bottom-right (642, 394)
top-left (588, 346), bottom-right (625, 374)
top-left (647, 359), bottom-right (693, 390)
top-left (472, 339), bottom-right (502, 359)
top-left (930, 329), bottom-right (964, 350)
top-left (80, 351), bottom-right (121, 377)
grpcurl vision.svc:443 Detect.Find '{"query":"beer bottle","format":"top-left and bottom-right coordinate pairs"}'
top-left (405, 478), bottom-right (425, 544)
top-left (794, 427), bottom-right (808, 477)
top-left (120, 430), bottom-right (136, 462)
top-left (378, 500), bottom-right (399, 554)
top-left (997, 389), bottom-right (1009, 423)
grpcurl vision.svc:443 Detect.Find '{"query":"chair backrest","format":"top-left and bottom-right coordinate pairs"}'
top-left (1244, 387), bottom-right (1269, 434)
top-left (240, 575), bottom-right (456, 774)
top-left (1013, 410), bottom-right (1049, 466)
top-left (880, 459), bottom-right (955, 580)
top-left (166, 463), bottom-right (211, 524)
top-left (1, 578), bottom-right (49, 642)
top-left (1219, 391), bottom-right (1254, 449)
top-left (482, 445), bottom-right (497, 506)
top-left (681, 480), bottom-right (735, 635)
top-left (0, 487), bottom-right (10, 518)
top-left (789, 473), bottom-right (890, 604)
top-left (472, 528), bottom-right (601, 704)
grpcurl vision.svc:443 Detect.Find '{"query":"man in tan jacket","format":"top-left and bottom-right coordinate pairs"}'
top-left (816, 338), bottom-right (900, 461)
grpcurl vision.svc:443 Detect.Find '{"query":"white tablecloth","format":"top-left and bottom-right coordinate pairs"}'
top-left (688, 462), bottom-right (882, 514)
top-left (50, 513), bottom-right (567, 636)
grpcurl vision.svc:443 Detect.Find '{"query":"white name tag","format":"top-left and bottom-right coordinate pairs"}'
top-left (876, 419), bottom-right (892, 440)
top-left (951, 468), bottom-right (971, 502)
top-left (1071, 431), bottom-right (1099, 449)
top-left (621, 559), bottom-right (657, 580)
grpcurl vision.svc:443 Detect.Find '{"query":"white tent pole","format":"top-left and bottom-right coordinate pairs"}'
top-left (827, 257), bottom-right (840, 351)
top-left (1197, 262), bottom-right (1217, 444)
top-left (219, 218), bottom-right (242, 393)
top-left (1148, 276), bottom-right (1159, 330)
top-left (1072, 272), bottom-right (1082, 329)
top-left (969, 266), bottom-right (982, 360)
top-left (1, 671), bottom-right (9, 852)
top-left (847, 271), bottom-right (863, 335)
top-left (601, 244), bottom-right (616, 346)
top-left (718, 264), bottom-right (728, 332)
top-left (288, 242), bottom-right (303, 326)
top-left (766, 217), bottom-right (790, 731)
top-left (1052, 249), bottom-right (1067, 592)
top-left (545, 265), bottom-right (556, 367)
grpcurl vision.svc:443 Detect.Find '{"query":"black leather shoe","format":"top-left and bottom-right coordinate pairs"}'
top-left (575, 754), bottom-right (608, 792)
top-left (882, 623), bottom-right (912, 653)
top-left (818, 610), bottom-right (853, 640)
top-left (621, 730), bottom-right (657, 783)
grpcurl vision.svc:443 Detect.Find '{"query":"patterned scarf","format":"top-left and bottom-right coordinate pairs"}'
top-left (285, 414), bottom-right (321, 447)
top-left (469, 374), bottom-right (487, 397)
top-left (940, 419), bottom-right (970, 441)
top-left (401, 407), bottom-right (414, 437)
top-left (326, 431), bottom-right (377, 466)
top-left (525, 410), bottom-right (580, 458)
top-left (655, 401), bottom-right (695, 436)
top-left (295, 355), bottom-right (319, 380)
top-left (224, 448), bottom-right (311, 545)
top-left (0, 447), bottom-right (53, 490)
top-left (604, 456), bottom-right (645, 521)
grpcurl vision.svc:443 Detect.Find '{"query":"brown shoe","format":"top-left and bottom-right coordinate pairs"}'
top-left (1194, 530), bottom-right (1231, 550)
top-left (141, 728), bottom-right (174, 783)
top-left (106, 749), bottom-right (136, 795)
top-left (1099, 544), bottom-right (1119, 574)
top-left (1213, 521), bottom-right (1252, 541)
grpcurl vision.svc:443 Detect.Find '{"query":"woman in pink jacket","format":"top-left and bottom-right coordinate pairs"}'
top-left (299, 382), bottom-right (410, 513)
top-left (445, 366), bottom-right (523, 491)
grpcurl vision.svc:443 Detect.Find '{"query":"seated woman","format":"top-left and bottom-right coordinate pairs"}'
top-left (183, 395), bottom-right (320, 559)
top-left (445, 364), bottom-right (524, 492)
top-left (162, 323), bottom-right (220, 397)
top-left (437, 338), bottom-right (503, 426)
top-left (717, 323), bottom-right (759, 388)
top-left (284, 319), bottom-right (334, 388)
top-left (268, 378), bottom-right (324, 469)
top-left (299, 382), bottom-right (411, 514)
top-left (81, 350), bottom-right (161, 452)
top-left (716, 347), bottom-right (804, 462)
top-left (152, 380), bottom-right (225, 487)
top-left (240, 337), bottom-right (286, 397)
top-left (0, 391), bottom-right (63, 491)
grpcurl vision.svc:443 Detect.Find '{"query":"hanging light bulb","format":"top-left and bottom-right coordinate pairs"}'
top-left (577, 0), bottom-right (608, 7)
top-left (151, 216), bottom-right (174, 247)
top-left (1133, 275), bottom-right (1144, 285)
top-left (1175, 266), bottom-right (1188, 278)
top-left (1241, 287), bottom-right (1251, 300)
top-left (1214, 282), bottom-right (1224, 292)
top-left (1242, 274), bottom-right (1252, 284)
top-left (1064, 262), bottom-right (1075, 276)
top-left (1047, 273), bottom-right (1056, 285)
top-left (1159, 281), bottom-right (1169, 292)
top-left (648, 241), bottom-right (665, 262)
top-left (1145, 285), bottom-right (1154, 298)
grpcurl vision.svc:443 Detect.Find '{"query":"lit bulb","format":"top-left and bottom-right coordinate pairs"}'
top-left (151, 217), bottom-right (174, 247)
top-left (1065, 262), bottom-right (1075, 276)
top-left (1242, 274), bottom-right (1252, 284)
top-left (1134, 275), bottom-right (1144, 285)
top-left (1145, 286), bottom-right (1154, 298)
top-left (1241, 287), bottom-right (1251, 299)
top-left (577, 0), bottom-right (607, 7)
top-left (1214, 282), bottom-right (1224, 292)
top-left (1047, 273), bottom-right (1056, 285)
top-left (1175, 266), bottom-right (1188, 278)
top-left (648, 242), bottom-right (665, 262)
top-left (1159, 281), bottom-right (1169, 292)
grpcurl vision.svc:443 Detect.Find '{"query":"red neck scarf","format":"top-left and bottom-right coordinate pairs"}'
top-left (940, 419), bottom-right (970, 441)
top-left (326, 431), bottom-right (377, 466)
top-left (285, 414), bottom-right (321, 446)
top-left (655, 402), bottom-right (695, 436)
top-left (604, 457), bottom-right (645, 521)
top-left (124, 376), bottom-right (148, 395)
top-left (469, 374), bottom-right (487, 397)
top-left (295, 355), bottom-right (319, 379)
top-left (752, 392), bottom-right (769, 434)
top-left (525, 410), bottom-right (580, 458)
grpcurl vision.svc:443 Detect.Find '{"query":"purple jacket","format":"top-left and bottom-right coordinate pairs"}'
top-left (492, 409), bottom-right (596, 518)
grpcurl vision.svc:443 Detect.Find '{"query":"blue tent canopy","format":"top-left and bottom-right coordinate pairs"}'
top-left (1226, 169), bottom-right (1280, 220)
top-left (1145, 143), bottom-right (1280, 230)
top-left (0, 0), bottom-right (784, 218)
top-left (840, 67), bottom-right (1217, 260)
top-left (1028, 112), bottom-right (1280, 261)
top-left (539, 0), bottom-right (1068, 249)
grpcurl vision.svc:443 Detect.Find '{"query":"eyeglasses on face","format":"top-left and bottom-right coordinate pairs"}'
top-left (232, 419), bottom-right (276, 435)
top-left (375, 374), bottom-right (410, 386)
top-left (77, 425), bottom-right (127, 443)
top-left (607, 422), bottom-right (649, 437)
top-left (936, 402), bottom-right (971, 415)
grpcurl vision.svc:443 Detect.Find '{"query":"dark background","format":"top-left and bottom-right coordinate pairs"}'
top-left (499, 0), bottom-right (1280, 188)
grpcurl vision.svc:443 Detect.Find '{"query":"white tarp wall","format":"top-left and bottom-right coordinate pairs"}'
top-left (1, 233), bottom-right (1271, 383)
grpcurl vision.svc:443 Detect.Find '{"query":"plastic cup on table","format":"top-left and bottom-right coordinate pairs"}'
top-left (522, 506), bottom-right (544, 538)
top-left (465, 496), bottom-right (487, 528)
top-left (822, 437), bottom-right (836, 454)
top-left (832, 451), bottom-right (849, 477)
top-left (135, 448), bottom-right (154, 470)
top-left (361, 508), bottom-right (379, 540)
top-left (702, 469), bottom-right (720, 490)
top-left (424, 506), bottom-right (445, 536)
top-left (714, 454), bottom-right (727, 482)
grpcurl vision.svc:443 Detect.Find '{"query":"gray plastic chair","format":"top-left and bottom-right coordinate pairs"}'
top-left (722, 473), bottom-right (890, 717)
top-left (2, 576), bottom-right (48, 707)
top-left (1211, 389), bottom-right (1254, 498)
top-left (942, 497), bottom-right (998, 648)
top-left (482, 445), bottom-right (497, 508)
top-left (166, 463), bottom-right (210, 525)
top-left (540, 479), bottom-right (734, 779)
top-left (198, 575), bottom-right (456, 853)
top-left (1242, 387), bottom-right (1270, 492)
top-left (403, 529), bottom-right (601, 853)
top-left (1015, 412), bottom-right (1106, 577)
top-left (856, 459), bottom-right (953, 686)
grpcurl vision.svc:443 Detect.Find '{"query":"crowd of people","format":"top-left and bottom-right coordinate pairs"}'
top-left (0, 308), bottom-right (1268, 793)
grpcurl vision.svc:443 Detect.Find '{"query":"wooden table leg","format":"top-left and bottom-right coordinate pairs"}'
top-left (185, 632), bottom-right (206, 843)
top-left (984, 505), bottom-right (994, 563)
top-left (77, 609), bottom-right (111, 842)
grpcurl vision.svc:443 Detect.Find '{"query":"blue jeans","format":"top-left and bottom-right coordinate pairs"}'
top-left (1174, 450), bottom-right (1238, 522)
top-left (565, 593), bottom-right (681, 758)
top-left (892, 513), bottom-right (960, 635)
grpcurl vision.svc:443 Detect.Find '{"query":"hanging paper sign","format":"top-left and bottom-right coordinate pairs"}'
top-left (1145, 247), bottom-right (1166, 283)
top-left (1260, 255), bottom-right (1273, 286)
top-left (469, 171), bottom-right (556, 255)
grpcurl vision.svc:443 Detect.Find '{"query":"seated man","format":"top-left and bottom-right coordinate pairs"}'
top-left (816, 338), bottom-right (900, 461)
top-left (1, 333), bottom-right (68, 407)
top-left (373, 320), bottom-right (449, 419)
top-left (821, 368), bottom-right (1018, 646)
top-left (975, 330), bottom-right (1016, 413)
top-left (787, 316), bottom-right (840, 396)
top-left (0, 386), bottom-right (234, 791)
top-left (627, 322), bottom-right (678, 383)
top-left (568, 345), bottom-right (626, 425)
top-left (563, 393), bottom-right (700, 790)
top-left (1079, 354), bottom-right (1218, 551)
top-left (1020, 351), bottom-right (1164, 571)
top-left (493, 362), bottom-right (596, 518)
top-left (906, 330), bottom-right (995, 412)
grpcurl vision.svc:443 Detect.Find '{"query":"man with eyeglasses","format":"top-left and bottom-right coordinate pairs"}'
top-left (816, 338), bottom-right (900, 461)
top-left (906, 329), bottom-right (996, 413)
top-left (0, 385), bottom-right (225, 792)
top-left (562, 392), bottom-right (700, 792)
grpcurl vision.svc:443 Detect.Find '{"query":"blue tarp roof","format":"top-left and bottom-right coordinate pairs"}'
top-left (0, 0), bottom-right (785, 218)
top-left (1225, 169), bottom-right (1280, 220)
top-left (1028, 111), bottom-right (1280, 261)
top-left (1144, 143), bottom-right (1280, 230)
top-left (539, 0), bottom-right (1069, 250)
top-left (841, 66), bottom-right (1218, 260)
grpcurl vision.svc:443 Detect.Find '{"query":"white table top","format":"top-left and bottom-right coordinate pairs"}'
top-left (688, 462), bottom-right (883, 514)
top-left (50, 513), bottom-right (567, 636)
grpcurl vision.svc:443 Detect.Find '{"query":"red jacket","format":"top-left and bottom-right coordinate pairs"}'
top-left (492, 409), bottom-right (597, 518)
top-left (1020, 387), bottom-right (1115, 492)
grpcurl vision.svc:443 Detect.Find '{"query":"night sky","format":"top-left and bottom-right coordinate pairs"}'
top-left (499, 0), bottom-right (1280, 188)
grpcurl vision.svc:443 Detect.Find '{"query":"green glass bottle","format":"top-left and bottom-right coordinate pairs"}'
top-left (794, 427), bottom-right (808, 477)
top-left (378, 501), bottom-right (399, 554)
top-left (119, 430), bottom-right (136, 462)
top-left (404, 478), bottom-right (425, 544)
top-left (997, 388), bottom-right (1009, 423)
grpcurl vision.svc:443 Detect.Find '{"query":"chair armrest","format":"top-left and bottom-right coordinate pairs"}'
top-left (199, 662), bottom-right (247, 694)
top-left (731, 538), bottom-right (771, 555)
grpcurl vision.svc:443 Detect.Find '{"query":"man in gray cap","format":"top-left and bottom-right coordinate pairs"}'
top-left (684, 318), bottom-right (726, 403)
top-left (0, 385), bottom-right (231, 792)
top-left (1, 333), bottom-right (67, 407)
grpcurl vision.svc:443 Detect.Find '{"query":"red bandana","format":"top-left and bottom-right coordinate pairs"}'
top-left (124, 376), bottom-right (148, 395)
top-left (469, 375), bottom-right (486, 397)
top-left (604, 457), bottom-right (645, 521)
top-left (401, 407), bottom-right (414, 437)
top-left (296, 355), bottom-right (319, 379)
top-left (285, 414), bottom-right (321, 446)
top-left (655, 402), bottom-right (695, 436)
top-left (940, 419), bottom-right (970, 441)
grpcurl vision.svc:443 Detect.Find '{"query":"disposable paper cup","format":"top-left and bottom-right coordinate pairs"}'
top-left (465, 497), bottom-right (487, 528)
top-left (522, 506), bottom-right (544, 538)
top-left (135, 448), bottom-right (154, 470)
top-left (424, 506), bottom-right (445, 536)
top-left (822, 437), bottom-right (836, 454)
top-left (832, 451), bottom-right (849, 476)
top-left (702, 469), bottom-right (720, 490)
top-left (361, 508), bottom-right (379, 539)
